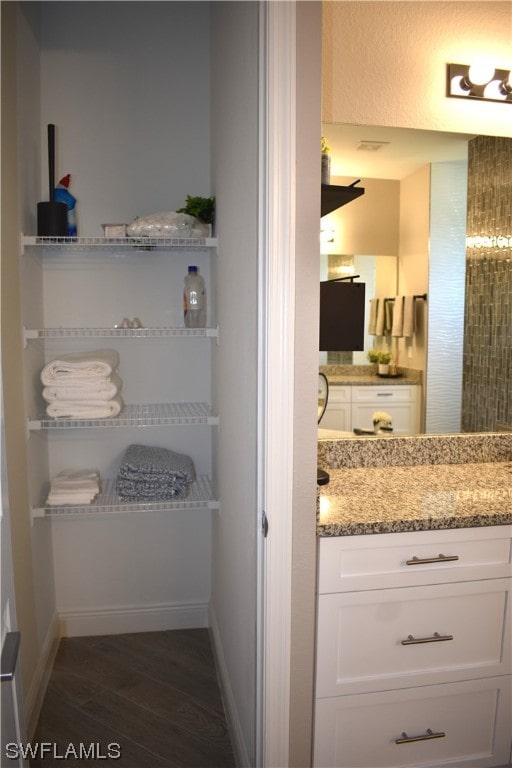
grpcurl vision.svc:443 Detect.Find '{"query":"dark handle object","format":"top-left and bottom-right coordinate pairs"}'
top-left (317, 469), bottom-right (330, 486)
top-left (395, 727), bottom-right (446, 744)
top-left (1, 631), bottom-right (21, 682)
top-left (406, 553), bottom-right (459, 566)
top-left (401, 631), bottom-right (454, 645)
top-left (48, 123), bottom-right (56, 201)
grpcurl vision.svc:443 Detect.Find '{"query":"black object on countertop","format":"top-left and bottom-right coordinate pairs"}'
top-left (37, 124), bottom-right (67, 236)
top-left (317, 468), bottom-right (330, 486)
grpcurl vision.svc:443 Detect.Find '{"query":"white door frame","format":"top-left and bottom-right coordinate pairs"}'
top-left (257, 2), bottom-right (297, 766)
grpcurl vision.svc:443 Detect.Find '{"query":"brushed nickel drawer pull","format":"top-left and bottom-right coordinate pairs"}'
top-left (401, 631), bottom-right (454, 645)
top-left (395, 728), bottom-right (446, 745)
top-left (406, 553), bottom-right (459, 566)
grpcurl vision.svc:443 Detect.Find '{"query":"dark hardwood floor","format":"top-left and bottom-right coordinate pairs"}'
top-left (31, 629), bottom-right (235, 767)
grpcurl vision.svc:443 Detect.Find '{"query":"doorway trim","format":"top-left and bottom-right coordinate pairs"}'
top-left (257, 2), bottom-right (297, 766)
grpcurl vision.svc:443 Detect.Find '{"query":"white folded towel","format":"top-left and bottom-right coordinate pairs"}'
top-left (41, 349), bottom-right (120, 385)
top-left (403, 295), bottom-right (416, 337)
top-left (391, 296), bottom-right (404, 337)
top-left (46, 394), bottom-right (123, 420)
top-left (368, 298), bottom-right (378, 335)
top-left (46, 469), bottom-right (100, 506)
top-left (42, 374), bottom-right (122, 403)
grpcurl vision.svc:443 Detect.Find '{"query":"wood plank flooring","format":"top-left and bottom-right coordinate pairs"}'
top-left (31, 629), bottom-right (235, 767)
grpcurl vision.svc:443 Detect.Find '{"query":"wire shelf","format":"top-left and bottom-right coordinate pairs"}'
top-left (28, 402), bottom-right (219, 430)
top-left (24, 326), bottom-right (218, 341)
top-left (22, 235), bottom-right (217, 251)
top-left (32, 476), bottom-right (219, 518)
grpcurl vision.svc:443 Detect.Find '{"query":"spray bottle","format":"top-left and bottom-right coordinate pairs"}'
top-left (54, 174), bottom-right (77, 237)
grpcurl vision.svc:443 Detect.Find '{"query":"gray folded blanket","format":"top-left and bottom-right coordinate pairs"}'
top-left (116, 444), bottom-right (196, 502)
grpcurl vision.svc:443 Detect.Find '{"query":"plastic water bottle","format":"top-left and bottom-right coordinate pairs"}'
top-left (183, 266), bottom-right (206, 328)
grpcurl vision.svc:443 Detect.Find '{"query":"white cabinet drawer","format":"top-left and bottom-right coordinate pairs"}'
top-left (326, 386), bottom-right (351, 404)
top-left (351, 401), bottom-right (418, 434)
top-left (314, 676), bottom-right (512, 768)
top-left (316, 579), bottom-right (511, 696)
top-left (318, 527), bottom-right (512, 592)
top-left (351, 385), bottom-right (416, 403)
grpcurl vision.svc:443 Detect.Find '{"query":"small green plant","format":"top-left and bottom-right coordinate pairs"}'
top-left (377, 351), bottom-right (392, 365)
top-left (367, 350), bottom-right (392, 365)
top-left (177, 195), bottom-right (215, 225)
top-left (321, 136), bottom-right (330, 154)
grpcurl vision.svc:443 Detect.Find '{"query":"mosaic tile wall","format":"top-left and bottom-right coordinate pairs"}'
top-left (462, 136), bottom-right (512, 432)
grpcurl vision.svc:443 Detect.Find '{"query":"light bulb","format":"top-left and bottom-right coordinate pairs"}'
top-left (450, 75), bottom-right (470, 95)
top-left (484, 79), bottom-right (507, 100)
top-left (500, 71), bottom-right (512, 95)
top-left (468, 60), bottom-right (496, 86)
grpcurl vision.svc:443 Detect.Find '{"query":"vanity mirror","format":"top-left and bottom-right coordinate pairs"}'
top-left (320, 123), bottom-right (512, 436)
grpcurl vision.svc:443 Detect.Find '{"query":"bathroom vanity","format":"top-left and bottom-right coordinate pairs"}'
top-left (319, 365), bottom-right (422, 435)
top-left (315, 433), bottom-right (512, 768)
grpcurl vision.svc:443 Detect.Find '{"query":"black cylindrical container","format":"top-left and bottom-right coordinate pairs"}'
top-left (37, 201), bottom-right (68, 236)
top-left (37, 124), bottom-right (68, 236)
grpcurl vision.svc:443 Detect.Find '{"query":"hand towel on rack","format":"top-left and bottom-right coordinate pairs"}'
top-left (40, 349), bottom-right (120, 385)
top-left (391, 296), bottom-right (404, 337)
top-left (368, 298), bottom-right (378, 335)
top-left (375, 299), bottom-right (386, 336)
top-left (45, 394), bottom-right (123, 419)
top-left (42, 373), bottom-right (122, 403)
top-left (403, 295), bottom-right (416, 337)
top-left (384, 299), bottom-right (394, 334)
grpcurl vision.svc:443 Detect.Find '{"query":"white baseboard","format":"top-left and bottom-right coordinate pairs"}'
top-left (59, 600), bottom-right (209, 638)
top-left (209, 603), bottom-right (249, 768)
top-left (26, 611), bottom-right (60, 739)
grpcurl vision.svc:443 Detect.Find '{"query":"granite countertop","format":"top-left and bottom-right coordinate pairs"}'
top-left (327, 374), bottom-right (417, 385)
top-left (320, 364), bottom-right (421, 386)
top-left (318, 462), bottom-right (512, 536)
top-left (317, 433), bottom-right (512, 537)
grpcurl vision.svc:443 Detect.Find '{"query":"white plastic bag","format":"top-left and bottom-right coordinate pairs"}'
top-left (126, 211), bottom-right (209, 238)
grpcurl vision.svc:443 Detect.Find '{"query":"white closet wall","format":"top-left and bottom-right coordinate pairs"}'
top-left (22, 2), bottom-right (215, 636)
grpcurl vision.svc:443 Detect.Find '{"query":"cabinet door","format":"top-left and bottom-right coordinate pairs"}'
top-left (351, 385), bottom-right (419, 434)
top-left (316, 579), bottom-right (511, 696)
top-left (351, 401), bottom-right (417, 434)
top-left (314, 676), bottom-right (512, 768)
top-left (320, 387), bottom-right (351, 431)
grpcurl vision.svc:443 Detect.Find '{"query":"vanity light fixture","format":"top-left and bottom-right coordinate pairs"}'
top-left (447, 63), bottom-right (512, 103)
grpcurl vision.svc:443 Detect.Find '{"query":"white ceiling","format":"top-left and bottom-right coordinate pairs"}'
top-left (323, 123), bottom-right (475, 181)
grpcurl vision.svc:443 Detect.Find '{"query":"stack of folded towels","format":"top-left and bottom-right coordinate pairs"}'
top-left (46, 469), bottom-right (100, 506)
top-left (41, 349), bottom-right (123, 419)
top-left (116, 444), bottom-right (196, 502)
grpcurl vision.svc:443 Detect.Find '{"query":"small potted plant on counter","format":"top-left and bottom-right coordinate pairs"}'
top-left (367, 350), bottom-right (380, 370)
top-left (367, 349), bottom-right (392, 374)
top-left (377, 351), bottom-right (392, 375)
top-left (321, 136), bottom-right (331, 185)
